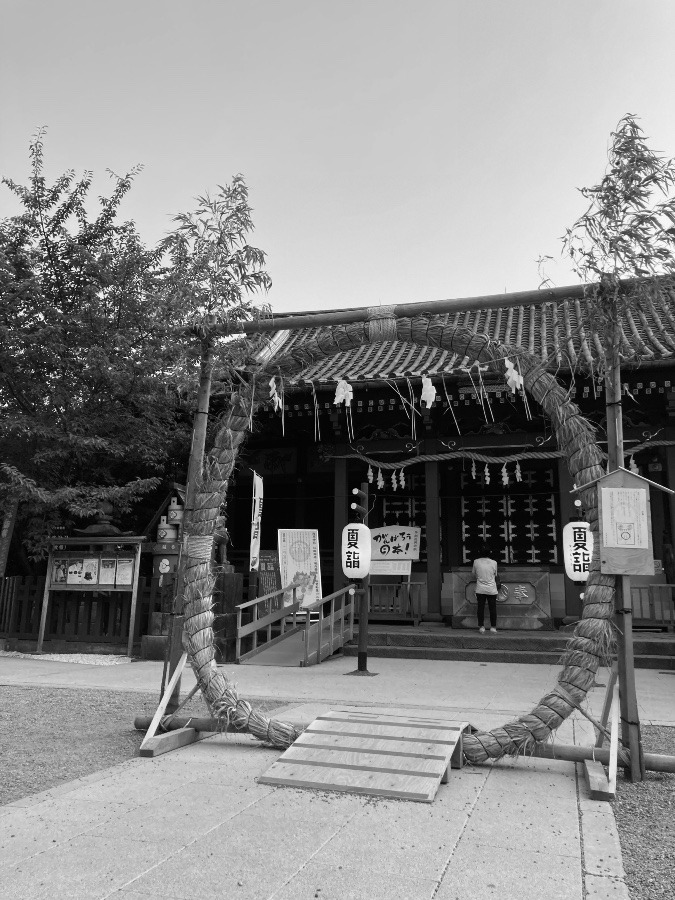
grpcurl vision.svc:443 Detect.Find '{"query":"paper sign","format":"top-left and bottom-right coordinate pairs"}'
top-left (278, 529), bottom-right (322, 608)
top-left (370, 526), bottom-right (421, 560)
top-left (601, 488), bottom-right (649, 549)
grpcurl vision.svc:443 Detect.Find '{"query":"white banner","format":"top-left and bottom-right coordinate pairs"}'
top-left (278, 529), bottom-right (322, 608)
top-left (249, 472), bottom-right (264, 571)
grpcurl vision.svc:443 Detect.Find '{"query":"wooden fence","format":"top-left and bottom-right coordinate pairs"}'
top-left (0, 575), bottom-right (164, 646)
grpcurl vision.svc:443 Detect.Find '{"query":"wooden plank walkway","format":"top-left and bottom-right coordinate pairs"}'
top-left (259, 706), bottom-right (469, 802)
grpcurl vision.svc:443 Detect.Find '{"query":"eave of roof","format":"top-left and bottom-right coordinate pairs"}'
top-left (260, 288), bottom-right (675, 386)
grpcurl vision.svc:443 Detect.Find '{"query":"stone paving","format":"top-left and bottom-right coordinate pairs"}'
top-left (2, 654), bottom-right (670, 899)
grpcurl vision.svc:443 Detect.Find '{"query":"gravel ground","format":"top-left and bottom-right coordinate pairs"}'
top-left (612, 726), bottom-right (675, 900)
top-left (0, 684), bottom-right (286, 806)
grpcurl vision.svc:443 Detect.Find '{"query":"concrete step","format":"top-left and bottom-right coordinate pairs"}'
top-left (342, 643), bottom-right (675, 668)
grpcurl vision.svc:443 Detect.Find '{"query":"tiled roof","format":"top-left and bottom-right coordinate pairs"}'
top-left (267, 291), bottom-right (675, 385)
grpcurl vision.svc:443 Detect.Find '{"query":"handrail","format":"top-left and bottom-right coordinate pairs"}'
top-left (301, 584), bottom-right (356, 666)
top-left (299, 585), bottom-right (356, 613)
top-left (235, 580), bottom-right (304, 662)
top-left (236, 580), bottom-right (303, 611)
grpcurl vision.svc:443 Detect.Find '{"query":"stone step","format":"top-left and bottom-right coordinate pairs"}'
top-left (355, 629), bottom-right (675, 656)
top-left (342, 643), bottom-right (675, 669)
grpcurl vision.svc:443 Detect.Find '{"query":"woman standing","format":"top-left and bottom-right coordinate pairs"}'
top-left (472, 544), bottom-right (499, 634)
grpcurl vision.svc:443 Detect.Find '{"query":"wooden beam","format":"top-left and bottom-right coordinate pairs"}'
top-left (139, 727), bottom-right (206, 758)
top-left (529, 742), bottom-right (675, 773)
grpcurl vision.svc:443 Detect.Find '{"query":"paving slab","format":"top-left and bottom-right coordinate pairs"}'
top-left (0, 652), bottom-right (649, 900)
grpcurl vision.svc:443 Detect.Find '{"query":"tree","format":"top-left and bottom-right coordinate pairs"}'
top-left (562, 114), bottom-right (675, 781)
top-left (160, 178), bottom-right (272, 538)
top-left (0, 130), bottom-right (192, 565)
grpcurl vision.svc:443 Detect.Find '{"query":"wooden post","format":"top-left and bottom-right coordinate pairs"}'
top-left (0, 497), bottom-right (19, 580)
top-left (333, 458), bottom-right (348, 592)
top-left (36, 547), bottom-right (54, 653)
top-left (126, 541), bottom-right (143, 658)
top-left (604, 306), bottom-right (645, 781)
top-left (167, 334), bottom-right (215, 706)
top-left (425, 460), bottom-right (441, 620)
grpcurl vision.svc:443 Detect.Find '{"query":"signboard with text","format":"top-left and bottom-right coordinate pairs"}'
top-left (370, 526), bottom-right (421, 561)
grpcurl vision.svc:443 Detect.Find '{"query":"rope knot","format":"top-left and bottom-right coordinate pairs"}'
top-left (366, 306), bottom-right (397, 342)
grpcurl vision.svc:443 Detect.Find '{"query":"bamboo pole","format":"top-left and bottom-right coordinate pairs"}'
top-left (166, 333), bottom-right (215, 711)
top-left (603, 301), bottom-right (645, 782)
top-left (202, 278), bottom-right (655, 338)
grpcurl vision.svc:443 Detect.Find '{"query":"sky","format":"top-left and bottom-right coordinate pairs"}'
top-left (2, 0), bottom-right (675, 314)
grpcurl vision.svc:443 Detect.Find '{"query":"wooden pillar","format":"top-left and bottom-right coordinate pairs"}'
top-left (665, 445), bottom-right (675, 539)
top-left (425, 460), bottom-right (442, 620)
top-left (333, 457), bottom-right (348, 592)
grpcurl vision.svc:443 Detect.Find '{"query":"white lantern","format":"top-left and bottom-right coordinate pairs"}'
top-left (341, 524), bottom-right (371, 579)
top-left (563, 521), bottom-right (594, 582)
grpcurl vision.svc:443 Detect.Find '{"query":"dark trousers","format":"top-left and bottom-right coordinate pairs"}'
top-left (476, 593), bottom-right (497, 628)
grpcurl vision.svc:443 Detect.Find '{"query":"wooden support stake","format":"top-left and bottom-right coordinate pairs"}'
top-left (139, 727), bottom-right (211, 758)
top-left (126, 541), bottom-right (143, 658)
top-left (595, 665), bottom-right (618, 749)
top-left (608, 682), bottom-right (620, 796)
top-left (139, 651), bottom-right (187, 751)
top-left (36, 547), bottom-right (54, 653)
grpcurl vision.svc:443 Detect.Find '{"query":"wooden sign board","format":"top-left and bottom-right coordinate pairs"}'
top-left (257, 550), bottom-right (282, 597)
top-left (598, 469), bottom-right (655, 576)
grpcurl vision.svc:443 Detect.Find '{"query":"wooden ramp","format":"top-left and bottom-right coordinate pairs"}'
top-left (240, 616), bottom-right (339, 667)
top-left (240, 628), bottom-right (306, 666)
top-left (259, 706), bottom-right (470, 803)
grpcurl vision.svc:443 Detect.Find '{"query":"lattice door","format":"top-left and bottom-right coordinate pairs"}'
top-left (458, 464), bottom-right (559, 566)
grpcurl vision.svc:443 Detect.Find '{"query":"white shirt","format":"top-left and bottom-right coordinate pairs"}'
top-left (472, 557), bottom-right (498, 595)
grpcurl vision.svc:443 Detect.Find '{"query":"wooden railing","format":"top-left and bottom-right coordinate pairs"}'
top-left (299, 585), bottom-right (356, 666)
top-left (631, 585), bottom-right (675, 631)
top-left (368, 582), bottom-right (423, 626)
top-left (0, 575), bottom-right (154, 646)
top-left (235, 581), bottom-right (302, 663)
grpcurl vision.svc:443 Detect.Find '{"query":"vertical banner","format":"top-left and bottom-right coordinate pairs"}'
top-left (249, 471), bottom-right (264, 571)
top-left (278, 529), bottom-right (322, 608)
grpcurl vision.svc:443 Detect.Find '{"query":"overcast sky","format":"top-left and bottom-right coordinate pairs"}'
top-left (3, 1), bottom-right (675, 313)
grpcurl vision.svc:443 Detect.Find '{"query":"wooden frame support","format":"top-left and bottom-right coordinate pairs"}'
top-left (139, 651), bottom-right (187, 752)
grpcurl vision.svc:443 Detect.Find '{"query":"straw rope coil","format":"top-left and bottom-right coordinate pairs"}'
top-left (180, 317), bottom-right (616, 762)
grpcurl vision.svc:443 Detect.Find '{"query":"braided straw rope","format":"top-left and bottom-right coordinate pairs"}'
top-left (181, 316), bottom-right (613, 761)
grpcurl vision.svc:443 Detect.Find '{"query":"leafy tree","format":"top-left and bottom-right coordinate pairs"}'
top-left (563, 113), bottom-right (675, 343)
top-left (0, 130), bottom-right (192, 564)
top-left (159, 178), bottom-right (272, 503)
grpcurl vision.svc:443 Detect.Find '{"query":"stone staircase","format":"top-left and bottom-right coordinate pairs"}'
top-left (343, 623), bottom-right (675, 669)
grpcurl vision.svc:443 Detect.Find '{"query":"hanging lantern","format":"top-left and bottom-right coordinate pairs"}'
top-left (341, 523), bottom-right (371, 579)
top-left (562, 521), bottom-right (593, 582)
